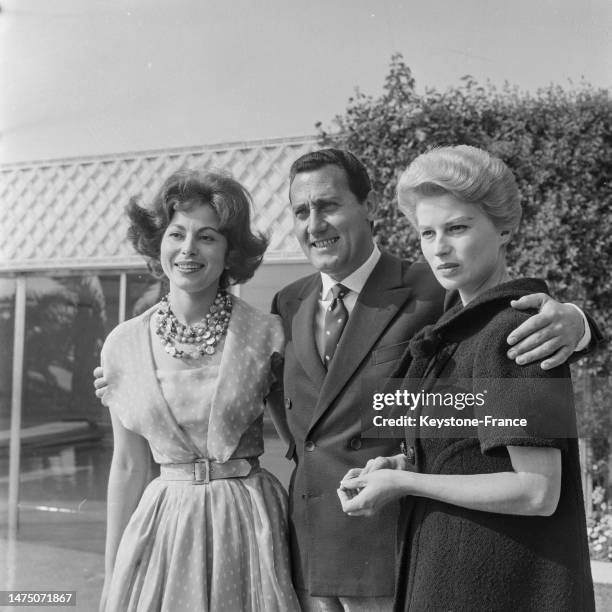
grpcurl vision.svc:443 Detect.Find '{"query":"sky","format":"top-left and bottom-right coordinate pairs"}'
top-left (1, 0), bottom-right (610, 164)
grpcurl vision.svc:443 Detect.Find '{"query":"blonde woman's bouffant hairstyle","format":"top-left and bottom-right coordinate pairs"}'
top-left (397, 145), bottom-right (522, 235)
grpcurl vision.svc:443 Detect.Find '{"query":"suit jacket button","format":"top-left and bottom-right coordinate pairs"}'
top-left (305, 440), bottom-right (316, 452)
top-left (406, 446), bottom-right (416, 464)
top-left (349, 438), bottom-right (362, 450)
top-left (284, 398), bottom-right (292, 410)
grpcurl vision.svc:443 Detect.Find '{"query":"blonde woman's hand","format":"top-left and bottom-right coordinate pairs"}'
top-left (339, 454), bottom-right (407, 500)
top-left (337, 469), bottom-right (407, 517)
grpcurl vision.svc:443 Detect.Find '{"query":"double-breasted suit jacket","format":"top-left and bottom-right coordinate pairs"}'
top-left (270, 252), bottom-right (445, 597)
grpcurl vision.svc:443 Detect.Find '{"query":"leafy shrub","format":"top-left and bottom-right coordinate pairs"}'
top-left (319, 53), bottom-right (612, 446)
top-left (588, 486), bottom-right (612, 561)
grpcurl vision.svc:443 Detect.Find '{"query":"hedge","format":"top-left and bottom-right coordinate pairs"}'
top-left (318, 53), bottom-right (611, 445)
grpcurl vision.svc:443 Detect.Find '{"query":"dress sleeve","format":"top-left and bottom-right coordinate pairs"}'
top-left (472, 309), bottom-right (574, 455)
top-left (99, 320), bottom-right (143, 433)
top-left (100, 326), bottom-right (129, 425)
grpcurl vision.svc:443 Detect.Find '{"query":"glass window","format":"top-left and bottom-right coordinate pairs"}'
top-left (126, 271), bottom-right (165, 320)
top-left (17, 275), bottom-right (120, 553)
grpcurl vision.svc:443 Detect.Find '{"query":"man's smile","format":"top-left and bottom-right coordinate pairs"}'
top-left (310, 237), bottom-right (340, 248)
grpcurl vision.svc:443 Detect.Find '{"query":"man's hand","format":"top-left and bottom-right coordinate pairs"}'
top-left (507, 294), bottom-right (585, 370)
top-left (93, 366), bottom-right (109, 403)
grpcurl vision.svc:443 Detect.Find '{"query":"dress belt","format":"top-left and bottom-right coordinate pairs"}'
top-left (160, 457), bottom-right (259, 485)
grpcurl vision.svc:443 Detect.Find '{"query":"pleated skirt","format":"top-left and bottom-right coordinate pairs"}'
top-left (104, 469), bottom-right (300, 611)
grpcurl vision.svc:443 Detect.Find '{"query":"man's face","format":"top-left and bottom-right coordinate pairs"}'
top-left (289, 165), bottom-right (375, 281)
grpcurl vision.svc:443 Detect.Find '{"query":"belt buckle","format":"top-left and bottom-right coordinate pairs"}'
top-left (193, 459), bottom-right (210, 484)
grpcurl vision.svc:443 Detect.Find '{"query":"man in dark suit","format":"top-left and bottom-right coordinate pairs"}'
top-left (269, 148), bottom-right (592, 612)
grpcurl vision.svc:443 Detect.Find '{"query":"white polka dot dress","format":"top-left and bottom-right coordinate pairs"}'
top-left (101, 297), bottom-right (299, 611)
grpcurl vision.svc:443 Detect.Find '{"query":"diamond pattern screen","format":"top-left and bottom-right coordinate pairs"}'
top-left (0, 137), bottom-right (316, 271)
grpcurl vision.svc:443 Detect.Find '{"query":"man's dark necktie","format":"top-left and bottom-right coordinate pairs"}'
top-left (322, 283), bottom-right (349, 369)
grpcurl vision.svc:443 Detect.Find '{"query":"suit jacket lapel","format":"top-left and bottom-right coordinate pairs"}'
top-left (310, 253), bottom-right (414, 430)
top-left (291, 275), bottom-right (326, 389)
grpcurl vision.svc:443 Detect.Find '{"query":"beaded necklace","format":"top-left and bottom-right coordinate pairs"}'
top-left (155, 290), bottom-right (232, 359)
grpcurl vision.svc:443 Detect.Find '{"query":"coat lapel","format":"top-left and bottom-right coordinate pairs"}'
top-left (291, 275), bottom-right (327, 389)
top-left (310, 253), bottom-right (414, 430)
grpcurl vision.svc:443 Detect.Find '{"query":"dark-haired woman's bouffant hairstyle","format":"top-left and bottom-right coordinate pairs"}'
top-left (125, 168), bottom-right (269, 288)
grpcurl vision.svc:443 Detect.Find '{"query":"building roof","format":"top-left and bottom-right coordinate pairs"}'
top-left (0, 136), bottom-right (316, 272)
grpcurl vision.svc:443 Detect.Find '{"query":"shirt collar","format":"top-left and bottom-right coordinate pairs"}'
top-left (320, 244), bottom-right (381, 300)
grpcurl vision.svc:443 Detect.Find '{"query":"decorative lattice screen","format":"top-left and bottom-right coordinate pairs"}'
top-left (0, 136), bottom-right (316, 271)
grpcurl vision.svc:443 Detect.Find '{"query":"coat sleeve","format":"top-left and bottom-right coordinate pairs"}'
top-left (471, 309), bottom-right (573, 456)
top-left (569, 309), bottom-right (606, 362)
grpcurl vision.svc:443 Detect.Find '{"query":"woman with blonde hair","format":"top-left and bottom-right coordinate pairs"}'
top-left (338, 146), bottom-right (595, 611)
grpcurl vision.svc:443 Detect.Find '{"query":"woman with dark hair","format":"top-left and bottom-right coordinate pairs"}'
top-left (99, 169), bottom-right (299, 611)
top-left (338, 146), bottom-right (595, 611)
